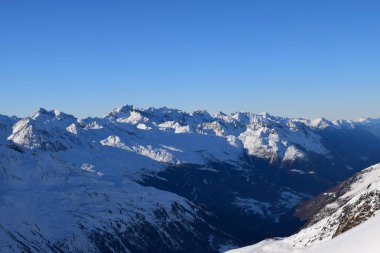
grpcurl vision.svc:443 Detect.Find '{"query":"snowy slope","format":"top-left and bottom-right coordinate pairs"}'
top-left (227, 213), bottom-right (380, 253)
top-left (0, 145), bottom-right (230, 253)
top-left (304, 213), bottom-right (380, 253)
top-left (226, 163), bottom-right (380, 253)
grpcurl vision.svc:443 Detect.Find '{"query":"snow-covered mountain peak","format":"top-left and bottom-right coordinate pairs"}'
top-left (259, 112), bottom-right (272, 119)
top-left (31, 108), bottom-right (55, 119)
top-left (311, 117), bottom-right (333, 129)
top-left (190, 109), bottom-right (213, 120)
top-left (355, 117), bottom-right (380, 126)
top-left (104, 104), bottom-right (136, 118)
top-left (213, 111), bottom-right (227, 119)
top-left (7, 108), bottom-right (78, 150)
top-left (105, 105), bottom-right (189, 124)
top-left (295, 117), bottom-right (337, 130)
top-left (31, 108), bottom-right (76, 122)
top-left (356, 117), bottom-right (371, 123)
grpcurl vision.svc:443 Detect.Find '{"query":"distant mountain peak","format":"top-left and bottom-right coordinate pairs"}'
top-left (31, 108), bottom-right (75, 121)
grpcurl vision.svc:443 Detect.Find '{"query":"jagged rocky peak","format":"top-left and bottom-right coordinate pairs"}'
top-left (143, 106), bottom-right (187, 123)
top-left (31, 108), bottom-right (50, 119)
top-left (107, 105), bottom-right (216, 127)
top-left (31, 108), bottom-right (76, 121)
top-left (105, 104), bottom-right (186, 123)
top-left (190, 109), bottom-right (212, 120)
top-left (311, 117), bottom-right (333, 129)
top-left (298, 117), bottom-right (361, 131)
top-left (213, 111), bottom-right (227, 118)
top-left (114, 104), bottom-right (135, 114)
top-left (295, 117), bottom-right (336, 130)
top-left (103, 104), bottom-right (135, 118)
top-left (6, 108), bottom-right (78, 150)
top-left (259, 111), bottom-right (272, 118)
top-left (229, 112), bottom-right (251, 125)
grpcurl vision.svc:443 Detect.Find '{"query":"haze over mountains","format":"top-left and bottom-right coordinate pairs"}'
top-left (1, 105), bottom-right (380, 252)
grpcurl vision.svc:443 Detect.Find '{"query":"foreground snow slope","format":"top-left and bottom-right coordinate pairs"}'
top-left (228, 213), bottom-right (380, 253)
top-left (227, 163), bottom-right (380, 253)
top-left (304, 213), bottom-right (380, 253)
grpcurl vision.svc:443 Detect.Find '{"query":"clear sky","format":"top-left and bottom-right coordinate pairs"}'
top-left (1, 0), bottom-right (379, 119)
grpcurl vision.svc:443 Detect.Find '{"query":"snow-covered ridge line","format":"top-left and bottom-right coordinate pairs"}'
top-left (229, 213), bottom-right (380, 253)
top-left (2, 104), bottom-right (378, 126)
top-left (226, 163), bottom-right (380, 253)
top-left (2, 105), bottom-right (380, 165)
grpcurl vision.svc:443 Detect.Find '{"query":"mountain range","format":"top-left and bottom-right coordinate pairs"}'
top-left (1, 105), bottom-right (380, 252)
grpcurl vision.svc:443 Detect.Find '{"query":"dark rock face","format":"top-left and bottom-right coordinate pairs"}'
top-left (294, 174), bottom-right (359, 224)
top-left (333, 191), bottom-right (380, 237)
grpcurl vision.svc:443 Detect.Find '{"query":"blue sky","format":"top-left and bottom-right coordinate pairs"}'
top-left (1, 1), bottom-right (379, 119)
